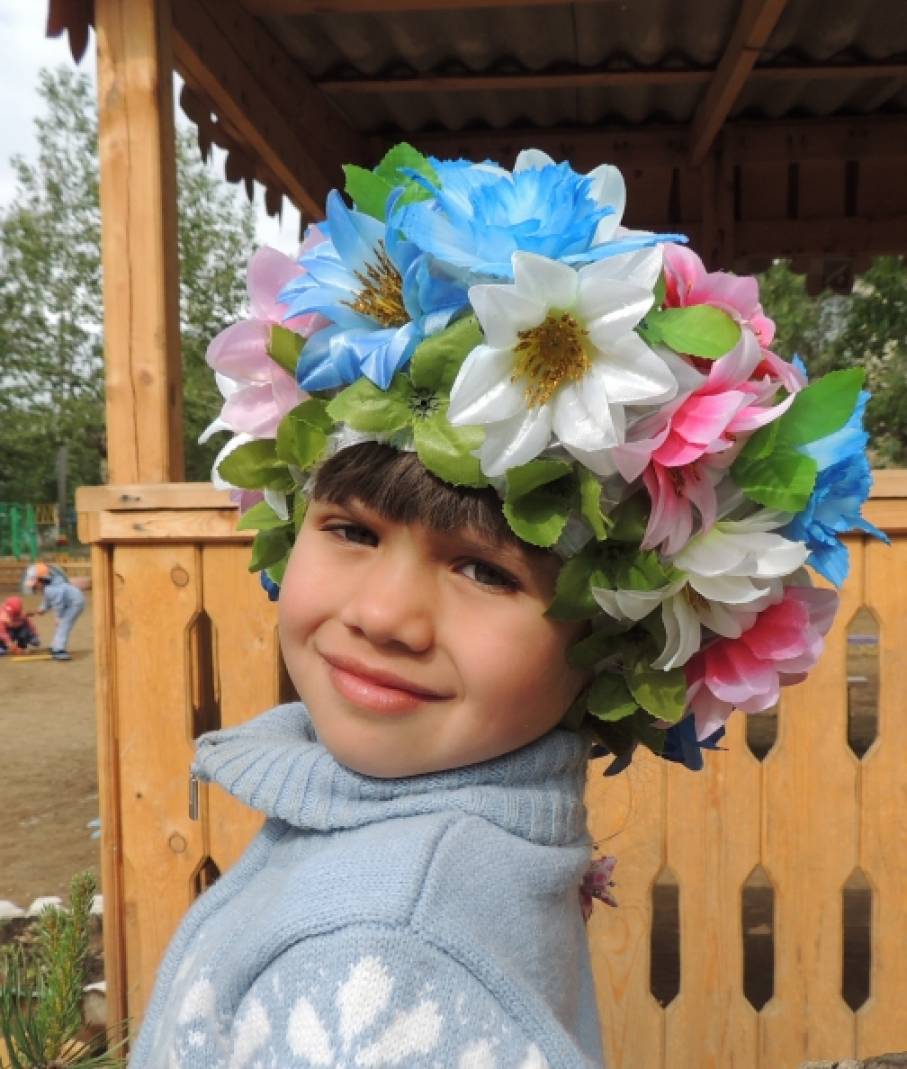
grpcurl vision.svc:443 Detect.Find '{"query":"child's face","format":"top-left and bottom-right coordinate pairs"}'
top-left (278, 498), bottom-right (590, 778)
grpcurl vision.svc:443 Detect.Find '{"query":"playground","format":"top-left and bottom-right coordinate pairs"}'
top-left (0, 578), bottom-right (99, 906)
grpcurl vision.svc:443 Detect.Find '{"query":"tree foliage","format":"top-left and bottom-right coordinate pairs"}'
top-left (759, 258), bottom-right (907, 466)
top-left (0, 66), bottom-right (257, 503)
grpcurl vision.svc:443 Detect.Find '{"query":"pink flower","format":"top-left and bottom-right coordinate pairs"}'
top-left (685, 585), bottom-right (839, 739)
top-left (614, 330), bottom-right (795, 554)
top-left (663, 243), bottom-right (775, 349)
top-left (203, 234), bottom-right (329, 441)
top-left (580, 855), bottom-right (618, 922)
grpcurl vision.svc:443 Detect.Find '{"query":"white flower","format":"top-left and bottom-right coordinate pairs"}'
top-left (592, 511), bottom-right (808, 670)
top-left (447, 249), bottom-right (678, 477)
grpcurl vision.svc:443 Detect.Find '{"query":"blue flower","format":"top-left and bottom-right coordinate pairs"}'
top-left (785, 391), bottom-right (889, 585)
top-left (260, 571), bottom-right (280, 602)
top-left (278, 191), bottom-right (466, 391)
top-left (390, 153), bottom-right (685, 282)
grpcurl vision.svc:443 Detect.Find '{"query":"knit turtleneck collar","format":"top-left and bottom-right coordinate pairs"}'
top-left (192, 703), bottom-right (590, 847)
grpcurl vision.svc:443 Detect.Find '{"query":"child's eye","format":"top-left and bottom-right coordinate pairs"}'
top-left (324, 522), bottom-right (378, 547)
top-left (459, 560), bottom-right (519, 591)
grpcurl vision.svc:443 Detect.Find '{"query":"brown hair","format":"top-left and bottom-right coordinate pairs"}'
top-left (310, 442), bottom-right (539, 553)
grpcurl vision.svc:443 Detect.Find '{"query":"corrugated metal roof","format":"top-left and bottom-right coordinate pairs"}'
top-left (258, 0), bottom-right (907, 134)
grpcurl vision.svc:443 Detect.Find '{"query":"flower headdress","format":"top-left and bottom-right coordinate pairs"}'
top-left (203, 144), bottom-right (886, 773)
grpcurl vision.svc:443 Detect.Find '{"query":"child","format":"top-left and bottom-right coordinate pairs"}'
top-left (27, 561), bottom-right (85, 661)
top-left (0, 595), bottom-right (40, 654)
top-left (128, 147), bottom-right (880, 1068)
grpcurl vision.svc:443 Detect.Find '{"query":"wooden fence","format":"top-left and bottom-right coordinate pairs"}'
top-left (76, 473), bottom-right (907, 1068)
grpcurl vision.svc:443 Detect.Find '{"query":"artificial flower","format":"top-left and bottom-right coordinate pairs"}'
top-left (447, 249), bottom-right (678, 476)
top-left (592, 511), bottom-right (806, 669)
top-left (685, 584), bottom-right (839, 738)
top-left (785, 391), bottom-right (889, 584)
top-left (663, 243), bottom-right (775, 348)
top-left (391, 150), bottom-right (683, 283)
top-left (612, 329), bottom-right (796, 553)
top-left (278, 192), bottom-right (465, 391)
top-left (200, 242), bottom-right (327, 444)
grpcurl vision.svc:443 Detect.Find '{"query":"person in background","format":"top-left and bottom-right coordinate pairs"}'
top-left (26, 562), bottom-right (85, 662)
top-left (0, 595), bottom-right (40, 655)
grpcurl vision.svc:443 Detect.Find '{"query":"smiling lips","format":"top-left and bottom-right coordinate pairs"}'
top-left (322, 653), bottom-right (450, 715)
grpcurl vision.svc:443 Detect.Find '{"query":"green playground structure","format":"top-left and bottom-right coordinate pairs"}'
top-left (0, 503), bottom-right (40, 559)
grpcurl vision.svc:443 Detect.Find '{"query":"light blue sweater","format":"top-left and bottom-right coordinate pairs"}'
top-left (128, 703), bottom-right (605, 1068)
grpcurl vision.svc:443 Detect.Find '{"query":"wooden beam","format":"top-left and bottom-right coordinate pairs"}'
top-left (734, 215), bottom-right (907, 258)
top-left (688, 0), bottom-right (790, 165)
top-left (95, 0), bottom-right (185, 483)
top-left (320, 62), bottom-right (907, 97)
top-left (172, 0), bottom-right (368, 220)
top-left (407, 116), bottom-right (907, 171)
top-left (244, 0), bottom-right (591, 11)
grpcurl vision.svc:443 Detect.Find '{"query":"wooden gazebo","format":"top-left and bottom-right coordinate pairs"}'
top-left (48, 0), bottom-right (907, 1065)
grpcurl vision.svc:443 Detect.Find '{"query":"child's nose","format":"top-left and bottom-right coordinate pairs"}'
top-left (338, 557), bottom-right (435, 652)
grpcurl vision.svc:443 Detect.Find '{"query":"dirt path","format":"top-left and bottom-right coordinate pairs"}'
top-left (0, 585), bottom-right (99, 905)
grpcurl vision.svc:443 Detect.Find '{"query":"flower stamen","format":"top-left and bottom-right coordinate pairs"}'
top-left (344, 243), bottom-right (408, 327)
top-left (511, 311), bottom-right (591, 408)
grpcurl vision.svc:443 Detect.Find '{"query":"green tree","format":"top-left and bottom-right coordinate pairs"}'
top-left (758, 257), bottom-right (907, 466)
top-left (0, 66), bottom-right (257, 503)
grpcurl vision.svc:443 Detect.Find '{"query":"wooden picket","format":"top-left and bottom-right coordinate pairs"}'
top-left (76, 476), bottom-right (907, 1066)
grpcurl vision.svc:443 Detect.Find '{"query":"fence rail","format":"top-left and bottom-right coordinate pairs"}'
top-left (76, 475), bottom-right (907, 1068)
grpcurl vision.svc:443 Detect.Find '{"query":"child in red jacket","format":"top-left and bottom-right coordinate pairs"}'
top-left (0, 595), bottom-right (40, 654)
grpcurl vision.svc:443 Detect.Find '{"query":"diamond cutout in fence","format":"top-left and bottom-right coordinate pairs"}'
top-left (745, 704), bottom-right (778, 762)
top-left (192, 857), bottom-right (222, 900)
top-left (650, 867), bottom-right (680, 1007)
top-left (742, 865), bottom-right (775, 1011)
top-left (842, 868), bottom-right (872, 1011)
top-left (846, 607), bottom-right (879, 759)
top-left (188, 610), bottom-right (221, 739)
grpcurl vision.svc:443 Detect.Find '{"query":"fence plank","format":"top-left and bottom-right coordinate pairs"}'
top-left (665, 714), bottom-right (761, 1069)
top-left (858, 535), bottom-right (907, 1054)
top-left (199, 545), bottom-right (271, 874)
top-left (760, 545), bottom-right (862, 1067)
top-left (588, 752), bottom-right (667, 1069)
top-left (113, 544), bottom-right (206, 1019)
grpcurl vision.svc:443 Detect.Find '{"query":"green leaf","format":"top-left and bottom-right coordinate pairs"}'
top-left (615, 550), bottom-right (677, 592)
top-left (732, 445), bottom-right (818, 511)
top-left (326, 374), bottom-right (414, 433)
top-left (290, 397), bottom-right (334, 433)
top-left (547, 548), bottom-right (611, 620)
top-left (502, 478), bottom-right (573, 548)
top-left (577, 466), bottom-right (611, 541)
top-left (276, 405), bottom-right (329, 470)
top-left (567, 621), bottom-right (633, 668)
top-left (627, 656), bottom-right (687, 723)
top-left (218, 440), bottom-right (294, 492)
top-left (505, 458), bottom-right (574, 500)
top-left (292, 492), bottom-right (309, 534)
top-left (374, 142), bottom-right (438, 190)
top-left (268, 324), bottom-right (304, 376)
top-left (413, 410), bottom-right (487, 487)
top-left (736, 419), bottom-right (780, 463)
top-left (343, 163), bottom-right (395, 221)
top-left (647, 305), bottom-right (742, 358)
top-left (410, 314), bottom-right (483, 393)
top-left (608, 492), bottom-right (650, 542)
top-left (780, 367), bottom-right (865, 445)
top-left (586, 672), bottom-right (639, 723)
top-left (249, 525), bottom-right (294, 572)
top-left (653, 271), bottom-right (666, 308)
top-left (236, 499), bottom-right (289, 532)
top-left (266, 558), bottom-right (288, 587)
top-left (637, 311), bottom-right (665, 346)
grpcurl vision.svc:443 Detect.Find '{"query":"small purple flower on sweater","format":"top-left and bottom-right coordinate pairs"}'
top-left (580, 855), bottom-right (618, 921)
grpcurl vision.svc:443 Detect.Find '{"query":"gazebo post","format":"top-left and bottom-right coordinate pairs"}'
top-left (91, 0), bottom-right (183, 1040)
top-left (95, 0), bottom-right (183, 484)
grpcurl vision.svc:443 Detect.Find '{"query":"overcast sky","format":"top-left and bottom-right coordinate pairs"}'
top-left (0, 0), bottom-right (301, 254)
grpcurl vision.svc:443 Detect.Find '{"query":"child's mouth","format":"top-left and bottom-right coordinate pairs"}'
top-left (322, 654), bottom-right (448, 715)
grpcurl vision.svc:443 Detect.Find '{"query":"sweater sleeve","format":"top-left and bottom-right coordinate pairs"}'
top-left (165, 925), bottom-right (569, 1069)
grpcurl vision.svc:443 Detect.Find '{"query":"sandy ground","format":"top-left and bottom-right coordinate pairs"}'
top-left (0, 586), bottom-right (100, 906)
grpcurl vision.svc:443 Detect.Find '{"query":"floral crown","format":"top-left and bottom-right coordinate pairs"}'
top-left (202, 143), bottom-right (886, 773)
